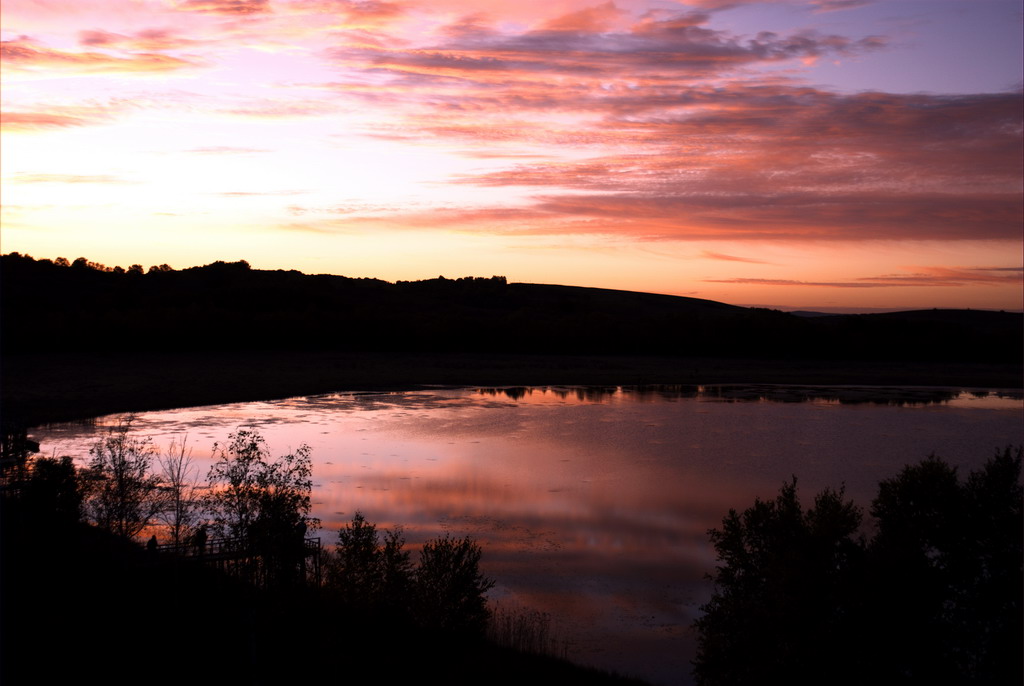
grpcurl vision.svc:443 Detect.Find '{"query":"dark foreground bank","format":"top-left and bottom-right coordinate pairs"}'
top-left (4, 351), bottom-right (1021, 427)
top-left (1, 510), bottom-right (650, 686)
top-left (1, 428), bottom-right (650, 686)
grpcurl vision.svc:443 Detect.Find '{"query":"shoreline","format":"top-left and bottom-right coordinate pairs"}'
top-left (4, 351), bottom-right (1021, 427)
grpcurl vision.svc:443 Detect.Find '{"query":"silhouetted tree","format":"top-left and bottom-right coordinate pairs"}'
top-left (3, 456), bottom-right (82, 533)
top-left (1, 424), bottom-right (38, 479)
top-left (414, 533), bottom-right (495, 636)
top-left (330, 512), bottom-right (412, 611)
top-left (155, 434), bottom-right (200, 546)
top-left (332, 512), bottom-right (378, 596)
top-left (83, 416), bottom-right (162, 539)
top-left (30, 457), bottom-right (83, 528)
top-left (380, 522), bottom-right (414, 601)
top-left (693, 479), bottom-right (865, 686)
top-left (204, 428), bottom-right (267, 542)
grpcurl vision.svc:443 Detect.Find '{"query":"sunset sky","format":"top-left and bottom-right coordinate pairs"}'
top-left (2, 0), bottom-right (1021, 311)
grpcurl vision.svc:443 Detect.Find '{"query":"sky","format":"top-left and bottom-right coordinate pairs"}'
top-left (2, 0), bottom-right (1021, 312)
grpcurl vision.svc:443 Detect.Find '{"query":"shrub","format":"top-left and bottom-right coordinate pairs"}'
top-left (414, 533), bottom-right (495, 636)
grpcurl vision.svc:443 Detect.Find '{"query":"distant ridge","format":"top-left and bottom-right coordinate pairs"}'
top-left (789, 311), bottom-right (839, 318)
top-left (2, 253), bottom-right (1020, 364)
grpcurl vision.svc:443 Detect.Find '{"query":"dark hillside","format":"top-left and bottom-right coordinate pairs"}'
top-left (2, 254), bottom-right (803, 357)
top-left (813, 309), bottom-right (1023, 363)
top-left (2, 253), bottom-right (1019, 363)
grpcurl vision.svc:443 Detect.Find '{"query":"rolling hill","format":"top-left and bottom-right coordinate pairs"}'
top-left (2, 253), bottom-right (1020, 363)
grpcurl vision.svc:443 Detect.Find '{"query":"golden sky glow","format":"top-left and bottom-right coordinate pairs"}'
top-left (2, 0), bottom-right (1021, 311)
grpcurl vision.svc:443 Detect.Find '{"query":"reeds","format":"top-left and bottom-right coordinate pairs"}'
top-left (487, 602), bottom-right (568, 659)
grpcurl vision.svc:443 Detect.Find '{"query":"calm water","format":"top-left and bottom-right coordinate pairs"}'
top-left (30, 385), bottom-right (1023, 685)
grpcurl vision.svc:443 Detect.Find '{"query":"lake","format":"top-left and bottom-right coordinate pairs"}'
top-left (29, 384), bottom-right (1023, 685)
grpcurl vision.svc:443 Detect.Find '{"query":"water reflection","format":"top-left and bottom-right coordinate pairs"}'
top-left (28, 385), bottom-right (1024, 686)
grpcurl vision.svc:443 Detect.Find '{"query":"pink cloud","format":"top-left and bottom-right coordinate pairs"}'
top-left (185, 146), bottom-right (271, 154)
top-left (325, 7), bottom-right (886, 87)
top-left (529, 191), bottom-right (1020, 241)
top-left (810, 0), bottom-right (874, 12)
top-left (215, 190), bottom-right (306, 196)
top-left (540, 2), bottom-right (628, 32)
top-left (859, 267), bottom-right (1024, 286)
top-left (422, 84), bottom-right (1021, 243)
top-left (332, 0), bottom-right (405, 25)
top-left (686, 0), bottom-right (874, 11)
top-left (706, 278), bottom-right (888, 288)
top-left (78, 28), bottom-right (200, 51)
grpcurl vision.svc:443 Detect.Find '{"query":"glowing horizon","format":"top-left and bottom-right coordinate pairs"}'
top-left (2, 0), bottom-right (1021, 312)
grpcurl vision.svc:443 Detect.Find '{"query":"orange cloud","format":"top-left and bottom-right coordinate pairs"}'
top-left (11, 173), bottom-right (134, 184)
top-left (702, 251), bottom-right (774, 264)
top-left (0, 111), bottom-right (102, 130)
top-left (176, 0), bottom-right (271, 15)
top-left (1, 38), bottom-right (201, 74)
top-left (218, 99), bottom-right (341, 118)
top-left (707, 267), bottom-right (1023, 288)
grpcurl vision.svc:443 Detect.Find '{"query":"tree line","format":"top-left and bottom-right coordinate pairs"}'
top-left (694, 447), bottom-right (1023, 685)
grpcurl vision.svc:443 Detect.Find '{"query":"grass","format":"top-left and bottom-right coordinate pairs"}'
top-left (488, 602), bottom-right (568, 659)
